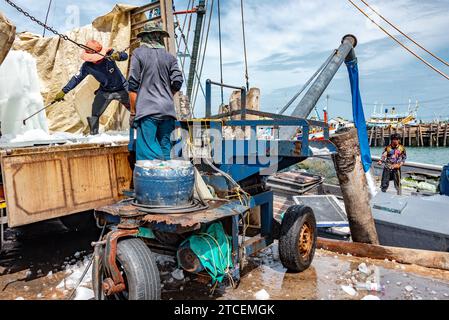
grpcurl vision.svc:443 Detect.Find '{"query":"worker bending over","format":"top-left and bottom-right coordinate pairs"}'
top-left (128, 22), bottom-right (183, 161)
top-left (55, 40), bottom-right (131, 135)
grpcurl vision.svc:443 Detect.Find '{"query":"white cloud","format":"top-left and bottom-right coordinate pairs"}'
top-left (3, 0), bottom-right (449, 118)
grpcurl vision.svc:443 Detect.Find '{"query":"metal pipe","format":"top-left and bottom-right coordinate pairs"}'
top-left (174, 9), bottom-right (198, 15)
top-left (291, 35), bottom-right (357, 119)
top-left (205, 79), bottom-right (247, 118)
top-left (187, 0), bottom-right (206, 102)
top-left (279, 35), bottom-right (357, 140)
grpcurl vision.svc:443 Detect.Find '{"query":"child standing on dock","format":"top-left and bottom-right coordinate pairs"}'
top-left (378, 133), bottom-right (407, 195)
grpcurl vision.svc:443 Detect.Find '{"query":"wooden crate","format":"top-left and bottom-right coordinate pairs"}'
top-left (0, 143), bottom-right (133, 227)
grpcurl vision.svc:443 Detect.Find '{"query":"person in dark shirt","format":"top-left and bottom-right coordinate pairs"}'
top-left (378, 133), bottom-right (407, 195)
top-left (128, 22), bottom-right (183, 161)
top-left (54, 40), bottom-right (130, 135)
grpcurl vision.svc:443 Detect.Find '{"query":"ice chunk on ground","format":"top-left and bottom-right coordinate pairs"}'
top-left (255, 289), bottom-right (270, 300)
top-left (0, 51), bottom-right (48, 136)
top-left (15, 297), bottom-right (25, 300)
top-left (171, 269), bottom-right (185, 281)
top-left (341, 285), bottom-right (357, 296)
top-left (74, 287), bottom-right (94, 301)
top-left (56, 256), bottom-right (92, 290)
top-left (362, 295), bottom-right (381, 300)
top-left (405, 285), bottom-right (414, 292)
top-left (358, 263), bottom-right (370, 275)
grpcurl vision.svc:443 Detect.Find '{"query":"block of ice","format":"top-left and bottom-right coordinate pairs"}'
top-left (0, 50), bottom-right (49, 136)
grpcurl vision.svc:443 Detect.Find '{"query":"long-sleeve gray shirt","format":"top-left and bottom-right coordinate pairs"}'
top-left (128, 46), bottom-right (183, 121)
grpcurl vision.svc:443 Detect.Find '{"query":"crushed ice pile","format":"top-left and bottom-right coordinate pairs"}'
top-left (0, 128), bottom-right (129, 146)
top-left (0, 51), bottom-right (49, 136)
top-left (56, 252), bottom-right (94, 301)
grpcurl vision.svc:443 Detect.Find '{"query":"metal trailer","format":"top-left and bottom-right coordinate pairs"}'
top-left (91, 81), bottom-right (338, 299)
top-left (91, 33), bottom-right (359, 300)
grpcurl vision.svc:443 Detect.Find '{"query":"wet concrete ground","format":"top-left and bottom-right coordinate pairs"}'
top-left (1, 220), bottom-right (449, 300)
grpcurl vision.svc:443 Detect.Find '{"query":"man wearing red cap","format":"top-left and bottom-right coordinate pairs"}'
top-left (54, 40), bottom-right (131, 135)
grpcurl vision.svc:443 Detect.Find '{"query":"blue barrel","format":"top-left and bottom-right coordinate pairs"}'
top-left (134, 160), bottom-right (195, 206)
top-left (440, 164), bottom-right (449, 196)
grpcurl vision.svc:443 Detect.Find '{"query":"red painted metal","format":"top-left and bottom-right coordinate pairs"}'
top-left (174, 8), bottom-right (197, 15)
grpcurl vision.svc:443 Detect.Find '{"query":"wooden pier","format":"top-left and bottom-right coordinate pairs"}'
top-left (368, 123), bottom-right (449, 147)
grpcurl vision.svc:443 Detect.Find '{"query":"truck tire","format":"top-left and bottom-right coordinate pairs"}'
top-left (279, 205), bottom-right (317, 272)
top-left (92, 238), bottom-right (161, 300)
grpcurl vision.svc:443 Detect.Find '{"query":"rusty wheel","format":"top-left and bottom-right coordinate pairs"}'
top-left (279, 205), bottom-right (317, 272)
top-left (298, 222), bottom-right (314, 259)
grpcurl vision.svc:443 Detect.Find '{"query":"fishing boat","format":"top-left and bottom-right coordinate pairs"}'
top-left (367, 104), bottom-right (419, 128)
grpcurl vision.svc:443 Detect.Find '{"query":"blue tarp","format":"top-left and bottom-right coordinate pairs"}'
top-left (345, 58), bottom-right (372, 173)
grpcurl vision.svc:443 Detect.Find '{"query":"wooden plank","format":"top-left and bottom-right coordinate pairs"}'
top-left (444, 124), bottom-right (448, 147)
top-left (402, 126), bottom-right (405, 145)
top-left (436, 123), bottom-right (440, 147)
top-left (381, 127), bottom-right (385, 146)
top-left (430, 124), bottom-right (433, 147)
top-left (160, 0), bottom-right (176, 56)
top-left (408, 126), bottom-right (412, 147)
top-left (1, 145), bottom-right (132, 227)
top-left (131, 1), bottom-right (161, 15)
top-left (131, 17), bottom-right (163, 31)
top-left (317, 238), bottom-right (449, 271)
top-left (418, 124), bottom-right (423, 147)
top-left (374, 127), bottom-right (378, 147)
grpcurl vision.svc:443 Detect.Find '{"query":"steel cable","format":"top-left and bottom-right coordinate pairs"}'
top-left (279, 50), bottom-right (337, 115)
top-left (192, 0), bottom-right (215, 114)
top-left (347, 0), bottom-right (449, 81)
top-left (240, 0), bottom-right (250, 91)
top-left (217, 0), bottom-right (224, 105)
top-left (359, 0), bottom-right (449, 68)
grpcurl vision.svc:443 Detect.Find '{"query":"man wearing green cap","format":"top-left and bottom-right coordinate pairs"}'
top-left (128, 22), bottom-right (183, 161)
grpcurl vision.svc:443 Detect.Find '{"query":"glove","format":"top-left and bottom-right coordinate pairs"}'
top-left (54, 90), bottom-right (66, 102)
top-left (110, 52), bottom-right (121, 61)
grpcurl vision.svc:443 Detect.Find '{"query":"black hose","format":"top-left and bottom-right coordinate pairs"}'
top-left (132, 198), bottom-right (209, 214)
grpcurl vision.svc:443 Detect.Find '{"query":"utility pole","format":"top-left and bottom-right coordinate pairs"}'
top-left (186, 0), bottom-right (206, 102)
top-left (331, 128), bottom-right (379, 244)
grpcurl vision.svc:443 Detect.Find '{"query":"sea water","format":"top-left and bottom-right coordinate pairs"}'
top-left (0, 50), bottom-right (49, 136)
top-left (371, 147), bottom-right (449, 166)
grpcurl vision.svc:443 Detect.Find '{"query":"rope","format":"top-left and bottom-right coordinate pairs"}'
top-left (279, 50), bottom-right (337, 115)
top-left (240, 0), bottom-right (250, 91)
top-left (176, 25), bottom-right (207, 99)
top-left (181, 0), bottom-right (195, 69)
top-left (217, 0), bottom-right (225, 105)
top-left (192, 0), bottom-right (215, 114)
top-left (359, 0), bottom-right (449, 68)
top-left (190, 0), bottom-right (209, 115)
top-left (347, 0), bottom-right (449, 81)
top-left (42, 0), bottom-right (52, 37)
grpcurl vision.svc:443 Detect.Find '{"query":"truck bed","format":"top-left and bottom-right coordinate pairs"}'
top-left (0, 142), bottom-right (133, 227)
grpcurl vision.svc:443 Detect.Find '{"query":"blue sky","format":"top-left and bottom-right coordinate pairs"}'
top-left (2, 0), bottom-right (449, 121)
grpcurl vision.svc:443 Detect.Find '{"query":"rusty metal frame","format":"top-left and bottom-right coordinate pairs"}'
top-left (102, 228), bottom-right (138, 296)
